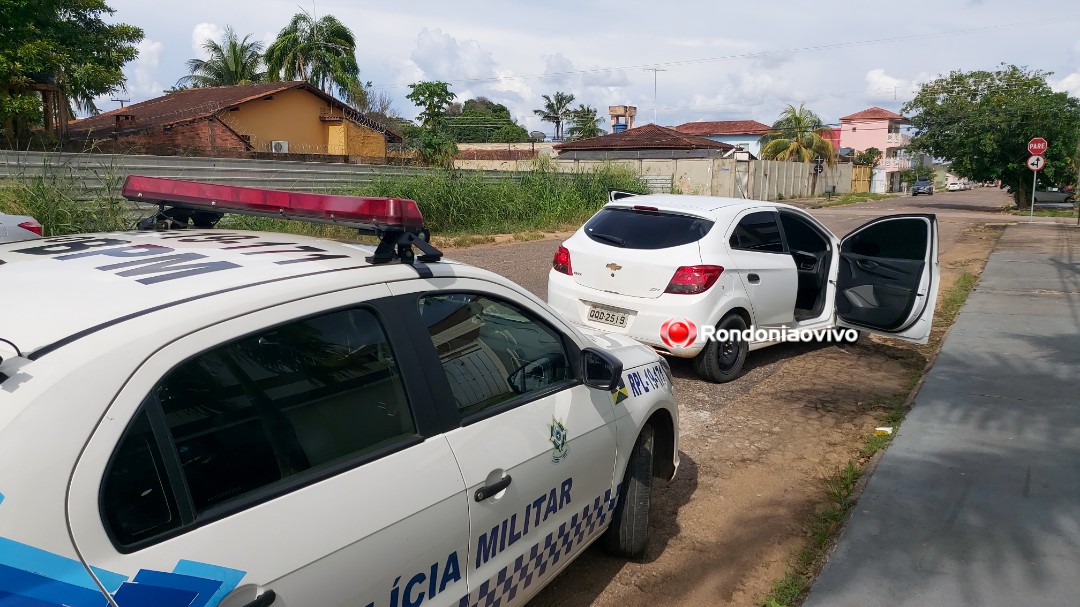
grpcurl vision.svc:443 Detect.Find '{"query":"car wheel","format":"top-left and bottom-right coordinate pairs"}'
top-left (693, 313), bottom-right (748, 383)
top-left (602, 424), bottom-right (655, 559)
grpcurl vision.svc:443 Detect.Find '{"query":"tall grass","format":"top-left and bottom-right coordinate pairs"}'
top-left (0, 160), bottom-right (650, 238)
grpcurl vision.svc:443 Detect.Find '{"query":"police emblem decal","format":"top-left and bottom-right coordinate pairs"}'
top-left (549, 417), bottom-right (570, 463)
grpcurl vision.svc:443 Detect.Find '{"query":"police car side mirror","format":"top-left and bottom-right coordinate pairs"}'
top-left (581, 348), bottom-right (623, 391)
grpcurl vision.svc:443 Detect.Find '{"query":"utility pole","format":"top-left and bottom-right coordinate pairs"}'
top-left (111, 98), bottom-right (129, 108)
top-left (643, 68), bottom-right (665, 125)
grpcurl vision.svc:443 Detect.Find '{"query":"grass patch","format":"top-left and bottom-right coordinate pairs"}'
top-left (810, 192), bottom-right (893, 209)
top-left (446, 234), bottom-right (497, 248)
top-left (759, 462), bottom-right (862, 607)
top-left (939, 271), bottom-right (978, 325)
top-left (513, 230), bottom-right (545, 242)
top-left (0, 160), bottom-right (648, 239)
top-left (1005, 207), bottom-right (1077, 218)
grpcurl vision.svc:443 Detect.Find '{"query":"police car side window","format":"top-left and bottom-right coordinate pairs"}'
top-left (417, 293), bottom-right (572, 420)
top-left (102, 411), bottom-right (182, 545)
top-left (104, 307), bottom-right (416, 543)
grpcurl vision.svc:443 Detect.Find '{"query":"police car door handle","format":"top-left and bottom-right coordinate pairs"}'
top-left (240, 590), bottom-right (277, 607)
top-left (475, 475), bottom-right (512, 501)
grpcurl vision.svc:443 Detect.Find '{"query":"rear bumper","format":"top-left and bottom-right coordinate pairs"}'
top-left (548, 270), bottom-right (734, 358)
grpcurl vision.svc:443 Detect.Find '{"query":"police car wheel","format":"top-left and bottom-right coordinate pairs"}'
top-left (602, 424), bottom-right (655, 559)
top-left (693, 313), bottom-right (748, 383)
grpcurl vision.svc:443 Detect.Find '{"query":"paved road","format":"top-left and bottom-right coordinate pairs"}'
top-left (803, 222), bottom-right (1080, 607)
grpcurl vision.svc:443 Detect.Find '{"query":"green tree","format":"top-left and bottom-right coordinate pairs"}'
top-left (900, 161), bottom-right (936, 183)
top-left (265, 12), bottom-right (363, 105)
top-left (177, 27), bottom-right (265, 88)
top-left (407, 81), bottom-right (456, 128)
top-left (759, 103), bottom-right (836, 164)
top-left (533, 92), bottom-right (576, 141)
top-left (566, 104), bottom-right (605, 140)
top-left (902, 64), bottom-right (1080, 208)
top-left (405, 81), bottom-right (458, 166)
top-left (445, 97), bottom-right (527, 142)
top-left (853, 147), bottom-right (883, 167)
top-left (1, 0), bottom-right (143, 142)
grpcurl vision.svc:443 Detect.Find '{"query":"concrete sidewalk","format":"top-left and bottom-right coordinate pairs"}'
top-left (804, 223), bottom-right (1080, 607)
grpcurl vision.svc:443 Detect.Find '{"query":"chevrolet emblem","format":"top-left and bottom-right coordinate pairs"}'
top-left (606, 263), bottom-right (623, 272)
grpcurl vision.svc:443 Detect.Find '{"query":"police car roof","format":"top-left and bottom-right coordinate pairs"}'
top-left (0, 230), bottom-right (431, 356)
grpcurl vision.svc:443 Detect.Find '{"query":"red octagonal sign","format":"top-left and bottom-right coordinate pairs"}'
top-left (1028, 137), bottom-right (1048, 155)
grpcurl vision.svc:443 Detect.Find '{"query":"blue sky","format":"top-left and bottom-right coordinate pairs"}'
top-left (100, 0), bottom-right (1080, 136)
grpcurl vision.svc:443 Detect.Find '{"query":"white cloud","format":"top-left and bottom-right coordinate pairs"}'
top-left (864, 68), bottom-right (910, 103)
top-left (1051, 72), bottom-right (1080, 97)
top-left (409, 28), bottom-right (497, 82)
top-left (191, 23), bottom-right (225, 60)
top-left (126, 39), bottom-right (165, 97)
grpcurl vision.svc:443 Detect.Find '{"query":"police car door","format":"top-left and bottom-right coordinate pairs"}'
top-left (66, 286), bottom-right (470, 607)
top-left (389, 279), bottom-right (618, 607)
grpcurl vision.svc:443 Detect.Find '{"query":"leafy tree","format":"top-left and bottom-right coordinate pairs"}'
top-left (853, 147), bottom-right (883, 167)
top-left (445, 97), bottom-right (527, 143)
top-left (902, 64), bottom-right (1080, 208)
top-left (566, 104), bottom-right (605, 140)
top-left (1, 0), bottom-right (143, 142)
top-left (900, 162), bottom-right (936, 183)
top-left (405, 81), bottom-right (458, 166)
top-left (533, 92), bottom-right (576, 141)
top-left (178, 27), bottom-right (265, 88)
top-left (265, 12), bottom-right (363, 105)
top-left (407, 81), bottom-right (456, 128)
top-left (759, 103), bottom-right (836, 164)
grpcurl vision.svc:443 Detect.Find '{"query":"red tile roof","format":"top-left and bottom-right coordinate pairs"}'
top-left (839, 107), bottom-right (906, 121)
top-left (554, 124), bottom-right (735, 152)
top-left (68, 82), bottom-right (392, 138)
top-left (674, 120), bottom-right (771, 136)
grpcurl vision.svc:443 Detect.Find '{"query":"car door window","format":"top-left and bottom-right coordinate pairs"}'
top-left (729, 211), bottom-right (786, 253)
top-left (843, 219), bottom-right (927, 260)
top-left (417, 293), bottom-right (573, 421)
top-left (103, 306), bottom-right (417, 545)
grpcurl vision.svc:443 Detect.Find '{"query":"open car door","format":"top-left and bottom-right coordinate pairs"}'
top-left (834, 214), bottom-right (939, 343)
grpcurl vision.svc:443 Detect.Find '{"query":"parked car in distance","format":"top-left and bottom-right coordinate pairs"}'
top-left (0, 177), bottom-right (681, 607)
top-left (548, 192), bottom-right (941, 383)
top-left (1033, 187), bottom-right (1076, 206)
top-left (947, 182), bottom-right (962, 192)
top-left (0, 212), bottom-right (42, 243)
top-left (911, 179), bottom-right (934, 196)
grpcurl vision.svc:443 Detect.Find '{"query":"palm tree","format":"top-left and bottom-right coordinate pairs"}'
top-left (759, 103), bottom-right (836, 164)
top-left (533, 92), bottom-right (576, 141)
top-left (566, 104), bottom-right (605, 140)
top-left (177, 27), bottom-right (265, 88)
top-left (265, 12), bottom-right (363, 105)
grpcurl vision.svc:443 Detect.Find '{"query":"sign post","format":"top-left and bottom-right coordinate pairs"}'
top-left (1027, 138), bottom-right (1048, 221)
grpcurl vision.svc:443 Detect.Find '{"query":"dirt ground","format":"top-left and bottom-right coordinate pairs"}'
top-left (447, 188), bottom-right (1016, 607)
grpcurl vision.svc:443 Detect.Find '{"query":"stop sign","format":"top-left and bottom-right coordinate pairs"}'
top-left (1028, 137), bottom-right (1048, 155)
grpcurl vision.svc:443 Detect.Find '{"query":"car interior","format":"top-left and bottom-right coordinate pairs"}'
top-left (778, 212), bottom-right (833, 322)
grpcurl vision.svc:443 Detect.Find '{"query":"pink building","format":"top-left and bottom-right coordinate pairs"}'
top-left (839, 107), bottom-right (913, 192)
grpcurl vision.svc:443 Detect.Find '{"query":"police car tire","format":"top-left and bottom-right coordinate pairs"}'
top-left (693, 314), bottom-right (748, 383)
top-left (602, 424), bottom-right (655, 559)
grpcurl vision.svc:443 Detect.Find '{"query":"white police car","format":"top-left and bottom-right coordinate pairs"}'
top-left (0, 177), bottom-right (679, 607)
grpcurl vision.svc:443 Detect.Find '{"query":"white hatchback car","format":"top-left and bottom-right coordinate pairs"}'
top-left (548, 193), bottom-right (940, 382)
top-left (0, 211), bottom-right (42, 243)
top-left (0, 177), bottom-right (678, 607)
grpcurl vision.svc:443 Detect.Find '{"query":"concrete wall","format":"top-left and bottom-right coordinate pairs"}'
top-left (542, 157), bottom-right (853, 200)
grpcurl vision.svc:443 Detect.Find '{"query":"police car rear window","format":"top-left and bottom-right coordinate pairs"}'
top-left (584, 207), bottom-right (714, 250)
top-left (104, 306), bottom-right (418, 545)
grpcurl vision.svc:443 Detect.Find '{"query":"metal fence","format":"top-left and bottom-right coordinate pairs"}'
top-left (0, 150), bottom-right (522, 195)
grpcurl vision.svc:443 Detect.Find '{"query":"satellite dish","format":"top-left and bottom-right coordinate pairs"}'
top-left (529, 131), bottom-right (547, 142)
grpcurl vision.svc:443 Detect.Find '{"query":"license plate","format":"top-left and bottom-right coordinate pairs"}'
top-left (587, 306), bottom-right (629, 328)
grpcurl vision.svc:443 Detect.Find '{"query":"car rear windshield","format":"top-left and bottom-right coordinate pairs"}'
top-left (583, 207), bottom-right (714, 250)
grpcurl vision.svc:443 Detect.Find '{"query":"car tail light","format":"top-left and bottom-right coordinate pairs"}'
top-left (17, 220), bottom-right (43, 236)
top-left (553, 246), bottom-right (573, 275)
top-left (665, 265), bottom-right (723, 294)
top-left (632, 205), bottom-right (659, 212)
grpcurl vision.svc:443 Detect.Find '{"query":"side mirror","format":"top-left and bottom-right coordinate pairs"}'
top-left (581, 347), bottom-right (623, 391)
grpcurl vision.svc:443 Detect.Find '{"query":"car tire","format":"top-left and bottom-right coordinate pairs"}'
top-left (693, 313), bottom-right (748, 383)
top-left (602, 424), bottom-right (655, 559)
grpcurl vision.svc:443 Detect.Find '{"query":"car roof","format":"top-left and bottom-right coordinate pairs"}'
top-left (606, 194), bottom-right (792, 218)
top-left (0, 230), bottom-right (429, 356)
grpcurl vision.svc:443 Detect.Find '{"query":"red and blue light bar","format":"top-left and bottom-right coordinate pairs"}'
top-left (122, 175), bottom-right (426, 232)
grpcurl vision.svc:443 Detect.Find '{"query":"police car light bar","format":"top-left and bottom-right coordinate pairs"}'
top-left (122, 175), bottom-right (441, 264)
